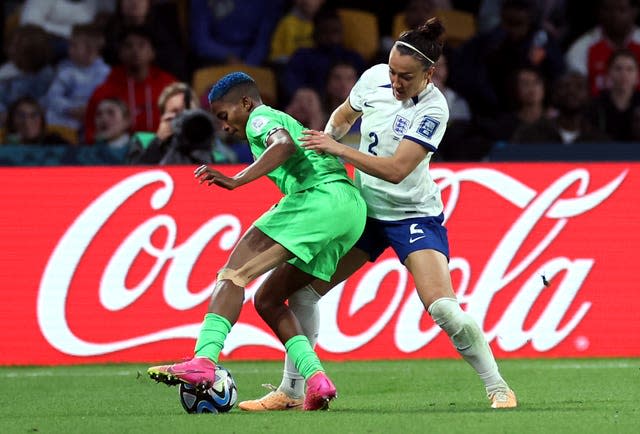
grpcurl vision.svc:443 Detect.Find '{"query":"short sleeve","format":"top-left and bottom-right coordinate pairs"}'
top-left (403, 105), bottom-right (448, 153)
top-left (348, 66), bottom-right (377, 112)
top-left (246, 112), bottom-right (284, 152)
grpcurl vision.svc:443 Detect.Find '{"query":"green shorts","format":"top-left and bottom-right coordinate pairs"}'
top-left (254, 180), bottom-right (366, 281)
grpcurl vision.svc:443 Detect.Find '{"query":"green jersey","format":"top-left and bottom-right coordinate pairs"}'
top-left (245, 105), bottom-right (351, 195)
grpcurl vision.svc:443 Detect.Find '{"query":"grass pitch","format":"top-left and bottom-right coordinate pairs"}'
top-left (1, 358), bottom-right (638, 434)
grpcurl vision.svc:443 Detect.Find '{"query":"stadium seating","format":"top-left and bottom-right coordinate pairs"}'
top-left (47, 125), bottom-right (79, 145)
top-left (191, 64), bottom-right (278, 107)
top-left (337, 8), bottom-right (379, 62)
top-left (392, 9), bottom-right (476, 47)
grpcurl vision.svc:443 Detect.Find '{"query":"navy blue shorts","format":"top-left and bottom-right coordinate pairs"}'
top-left (354, 214), bottom-right (450, 264)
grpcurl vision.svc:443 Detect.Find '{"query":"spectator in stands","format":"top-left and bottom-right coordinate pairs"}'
top-left (511, 71), bottom-right (609, 144)
top-left (431, 53), bottom-right (471, 123)
top-left (127, 82), bottom-right (214, 165)
top-left (323, 61), bottom-right (361, 146)
top-left (565, 0), bottom-right (640, 96)
top-left (478, 0), bottom-right (570, 45)
top-left (0, 24), bottom-right (55, 127)
top-left (450, 0), bottom-right (565, 117)
top-left (586, 48), bottom-right (640, 141)
top-left (391, 0), bottom-right (439, 38)
top-left (430, 51), bottom-right (478, 161)
top-left (44, 24), bottom-right (110, 136)
top-left (94, 98), bottom-right (131, 150)
top-left (19, 0), bottom-right (114, 62)
top-left (189, 0), bottom-right (284, 67)
top-left (83, 25), bottom-right (176, 144)
top-left (282, 7), bottom-right (366, 104)
top-left (102, 0), bottom-right (187, 80)
top-left (3, 96), bottom-right (69, 145)
top-left (285, 87), bottom-right (326, 131)
top-left (270, 0), bottom-right (326, 66)
top-left (324, 61), bottom-right (359, 113)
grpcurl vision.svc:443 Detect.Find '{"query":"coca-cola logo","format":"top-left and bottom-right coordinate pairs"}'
top-left (37, 167), bottom-right (627, 358)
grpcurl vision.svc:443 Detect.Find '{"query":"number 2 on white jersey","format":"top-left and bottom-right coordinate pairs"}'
top-left (367, 132), bottom-right (378, 155)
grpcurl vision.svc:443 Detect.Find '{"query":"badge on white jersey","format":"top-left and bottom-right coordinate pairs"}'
top-left (393, 115), bottom-right (410, 135)
top-left (250, 116), bottom-right (268, 133)
top-left (416, 115), bottom-right (440, 139)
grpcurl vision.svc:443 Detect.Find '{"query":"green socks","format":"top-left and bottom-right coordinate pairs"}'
top-left (284, 335), bottom-right (324, 379)
top-left (194, 313), bottom-right (232, 363)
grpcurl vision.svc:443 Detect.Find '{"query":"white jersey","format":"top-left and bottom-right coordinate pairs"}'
top-left (349, 64), bottom-right (449, 221)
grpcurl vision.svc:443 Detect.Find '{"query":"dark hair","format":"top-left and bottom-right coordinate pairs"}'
top-left (6, 96), bottom-right (46, 138)
top-left (208, 72), bottom-right (261, 103)
top-left (396, 17), bottom-right (446, 68)
top-left (607, 48), bottom-right (639, 70)
top-left (117, 24), bottom-right (154, 46)
top-left (9, 25), bottom-right (52, 72)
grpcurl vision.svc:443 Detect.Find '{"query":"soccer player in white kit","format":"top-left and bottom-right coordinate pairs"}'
top-left (239, 17), bottom-right (517, 411)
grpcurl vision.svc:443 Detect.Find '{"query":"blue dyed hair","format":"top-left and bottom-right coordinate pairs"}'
top-left (208, 72), bottom-right (256, 104)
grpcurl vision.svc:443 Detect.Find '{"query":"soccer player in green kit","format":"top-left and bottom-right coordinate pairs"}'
top-left (147, 72), bottom-right (366, 410)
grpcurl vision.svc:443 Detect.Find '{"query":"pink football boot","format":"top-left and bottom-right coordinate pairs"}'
top-left (148, 356), bottom-right (216, 389)
top-left (303, 371), bottom-right (337, 410)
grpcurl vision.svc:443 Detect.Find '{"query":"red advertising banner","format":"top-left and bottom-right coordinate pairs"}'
top-left (1, 163), bottom-right (638, 366)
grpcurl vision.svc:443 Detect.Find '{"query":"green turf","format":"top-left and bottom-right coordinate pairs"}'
top-left (1, 358), bottom-right (638, 434)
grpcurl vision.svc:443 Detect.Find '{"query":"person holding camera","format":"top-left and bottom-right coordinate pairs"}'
top-left (127, 81), bottom-right (216, 165)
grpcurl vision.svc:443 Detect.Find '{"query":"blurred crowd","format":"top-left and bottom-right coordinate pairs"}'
top-left (0, 0), bottom-right (639, 165)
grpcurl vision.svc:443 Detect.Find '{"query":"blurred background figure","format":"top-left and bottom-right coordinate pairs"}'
top-left (323, 61), bottom-right (359, 114)
top-left (511, 71), bottom-right (609, 144)
top-left (391, 0), bottom-right (439, 38)
top-left (0, 24), bottom-right (54, 127)
top-left (18, 0), bottom-right (114, 62)
top-left (45, 23), bottom-right (110, 136)
top-left (431, 53), bottom-right (471, 124)
top-left (127, 81), bottom-right (215, 165)
top-left (102, 0), bottom-right (187, 80)
top-left (93, 97), bottom-right (131, 150)
top-left (83, 25), bottom-right (177, 144)
top-left (565, 0), bottom-right (640, 96)
top-left (270, 0), bottom-right (326, 66)
top-left (284, 87), bottom-right (326, 131)
top-left (281, 6), bottom-right (366, 104)
top-left (477, 0), bottom-right (569, 44)
top-left (450, 0), bottom-right (565, 117)
top-left (323, 60), bottom-right (361, 146)
top-left (586, 48), bottom-right (640, 141)
top-left (2, 96), bottom-right (69, 145)
top-left (189, 0), bottom-right (284, 67)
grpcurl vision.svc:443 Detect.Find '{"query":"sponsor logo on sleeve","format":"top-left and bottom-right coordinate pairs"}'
top-left (250, 116), bottom-right (268, 133)
top-left (417, 115), bottom-right (440, 138)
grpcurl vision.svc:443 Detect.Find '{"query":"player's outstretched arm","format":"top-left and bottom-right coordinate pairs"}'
top-left (194, 129), bottom-right (296, 190)
top-left (301, 132), bottom-right (427, 184)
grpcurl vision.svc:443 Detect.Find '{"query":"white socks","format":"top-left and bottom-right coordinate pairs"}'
top-left (276, 292), bottom-right (509, 398)
top-left (277, 285), bottom-right (321, 399)
top-left (428, 297), bottom-right (508, 393)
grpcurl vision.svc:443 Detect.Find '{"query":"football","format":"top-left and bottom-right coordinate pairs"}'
top-left (178, 365), bottom-right (238, 414)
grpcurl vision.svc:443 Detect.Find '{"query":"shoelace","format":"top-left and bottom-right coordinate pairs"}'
top-left (488, 389), bottom-right (510, 402)
top-left (261, 383), bottom-right (278, 392)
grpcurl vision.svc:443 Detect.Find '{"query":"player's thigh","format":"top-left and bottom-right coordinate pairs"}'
top-left (223, 225), bottom-right (291, 270)
top-left (311, 247), bottom-right (370, 296)
top-left (404, 249), bottom-right (455, 308)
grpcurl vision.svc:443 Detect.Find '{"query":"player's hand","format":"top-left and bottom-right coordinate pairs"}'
top-left (194, 165), bottom-right (240, 190)
top-left (300, 130), bottom-right (343, 156)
